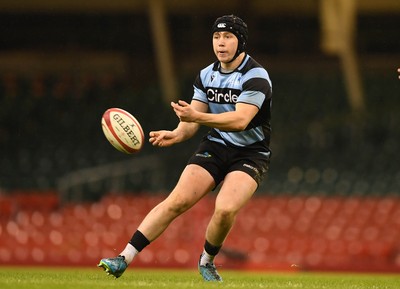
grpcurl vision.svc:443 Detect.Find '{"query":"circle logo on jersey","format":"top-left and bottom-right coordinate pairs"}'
top-left (207, 88), bottom-right (240, 104)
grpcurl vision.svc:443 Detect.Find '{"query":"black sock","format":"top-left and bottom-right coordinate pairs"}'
top-left (204, 239), bottom-right (222, 256)
top-left (129, 230), bottom-right (150, 252)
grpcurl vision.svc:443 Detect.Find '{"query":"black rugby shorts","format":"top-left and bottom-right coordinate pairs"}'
top-left (187, 136), bottom-right (270, 188)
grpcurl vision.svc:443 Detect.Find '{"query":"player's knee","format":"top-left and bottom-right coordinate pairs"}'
top-left (213, 207), bottom-right (237, 224)
top-left (166, 196), bottom-right (192, 216)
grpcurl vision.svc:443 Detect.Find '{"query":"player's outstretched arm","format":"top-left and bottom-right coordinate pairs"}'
top-left (149, 122), bottom-right (199, 147)
top-left (149, 100), bottom-right (207, 147)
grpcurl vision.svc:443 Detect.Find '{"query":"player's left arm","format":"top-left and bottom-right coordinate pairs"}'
top-left (171, 100), bottom-right (258, 131)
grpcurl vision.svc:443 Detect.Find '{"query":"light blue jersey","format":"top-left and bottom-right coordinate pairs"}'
top-left (193, 54), bottom-right (272, 152)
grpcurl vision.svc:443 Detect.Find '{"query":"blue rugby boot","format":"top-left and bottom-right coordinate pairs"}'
top-left (198, 260), bottom-right (223, 282)
top-left (98, 255), bottom-right (127, 278)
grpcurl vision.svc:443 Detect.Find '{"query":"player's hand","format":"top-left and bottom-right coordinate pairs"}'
top-left (149, 130), bottom-right (177, 147)
top-left (171, 100), bottom-right (198, 122)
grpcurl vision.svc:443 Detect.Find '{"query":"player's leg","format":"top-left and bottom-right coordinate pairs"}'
top-left (136, 164), bottom-right (215, 241)
top-left (98, 164), bottom-right (215, 278)
top-left (205, 171), bottom-right (257, 245)
top-left (198, 171), bottom-right (258, 281)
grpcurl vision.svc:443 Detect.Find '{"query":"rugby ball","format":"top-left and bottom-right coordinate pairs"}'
top-left (101, 108), bottom-right (144, 154)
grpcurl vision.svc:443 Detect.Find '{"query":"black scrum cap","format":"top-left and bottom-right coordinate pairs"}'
top-left (212, 15), bottom-right (248, 59)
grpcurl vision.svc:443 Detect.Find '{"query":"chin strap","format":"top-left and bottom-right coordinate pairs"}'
top-left (227, 51), bottom-right (244, 64)
top-left (227, 54), bottom-right (239, 63)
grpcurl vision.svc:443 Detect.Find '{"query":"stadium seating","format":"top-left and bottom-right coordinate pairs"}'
top-left (1, 192), bottom-right (399, 272)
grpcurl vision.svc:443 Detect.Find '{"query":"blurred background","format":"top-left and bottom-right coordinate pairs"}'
top-left (0, 0), bottom-right (400, 272)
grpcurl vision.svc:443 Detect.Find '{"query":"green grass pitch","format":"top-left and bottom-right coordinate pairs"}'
top-left (0, 267), bottom-right (399, 289)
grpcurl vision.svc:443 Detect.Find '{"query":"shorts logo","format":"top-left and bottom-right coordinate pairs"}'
top-left (243, 163), bottom-right (259, 175)
top-left (196, 152), bottom-right (212, 158)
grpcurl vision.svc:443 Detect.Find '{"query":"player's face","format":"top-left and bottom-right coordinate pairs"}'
top-left (213, 31), bottom-right (238, 63)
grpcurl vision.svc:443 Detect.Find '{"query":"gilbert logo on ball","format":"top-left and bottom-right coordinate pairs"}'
top-left (101, 108), bottom-right (144, 154)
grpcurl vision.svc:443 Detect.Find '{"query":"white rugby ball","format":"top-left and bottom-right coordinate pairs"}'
top-left (101, 108), bottom-right (144, 154)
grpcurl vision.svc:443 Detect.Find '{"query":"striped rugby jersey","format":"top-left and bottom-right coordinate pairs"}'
top-left (193, 54), bottom-right (272, 152)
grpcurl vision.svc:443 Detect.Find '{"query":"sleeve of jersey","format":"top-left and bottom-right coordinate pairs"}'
top-left (238, 68), bottom-right (272, 109)
top-left (192, 73), bottom-right (208, 104)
